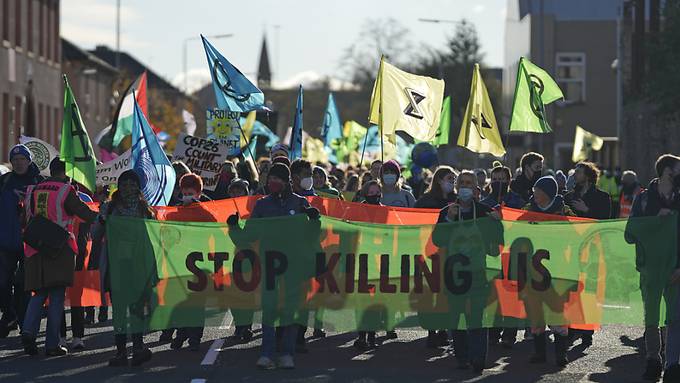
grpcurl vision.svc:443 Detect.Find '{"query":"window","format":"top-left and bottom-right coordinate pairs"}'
top-left (555, 53), bottom-right (586, 104)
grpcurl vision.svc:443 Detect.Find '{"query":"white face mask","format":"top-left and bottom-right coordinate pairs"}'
top-left (182, 194), bottom-right (198, 204)
top-left (383, 174), bottom-right (398, 186)
top-left (458, 187), bottom-right (474, 202)
top-left (300, 177), bottom-right (314, 190)
top-left (440, 181), bottom-right (455, 195)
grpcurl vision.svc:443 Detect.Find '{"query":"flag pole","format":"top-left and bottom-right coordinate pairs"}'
top-left (359, 125), bottom-right (370, 168)
top-left (236, 115), bottom-right (260, 178)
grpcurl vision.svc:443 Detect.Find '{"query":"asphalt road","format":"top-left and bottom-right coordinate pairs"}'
top-left (0, 313), bottom-right (651, 383)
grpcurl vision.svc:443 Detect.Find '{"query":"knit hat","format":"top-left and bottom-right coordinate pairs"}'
top-left (118, 169), bottom-right (141, 187)
top-left (533, 176), bottom-right (558, 200)
top-left (228, 178), bottom-right (250, 192)
top-left (555, 170), bottom-right (567, 186)
top-left (9, 144), bottom-right (32, 162)
top-left (380, 159), bottom-right (401, 177)
top-left (270, 143), bottom-right (289, 158)
top-left (272, 155), bottom-right (291, 168)
top-left (268, 163), bottom-right (290, 183)
top-left (179, 173), bottom-right (203, 193)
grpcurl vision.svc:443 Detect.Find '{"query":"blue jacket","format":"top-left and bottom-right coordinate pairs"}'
top-left (0, 164), bottom-right (44, 252)
top-left (251, 190), bottom-right (310, 218)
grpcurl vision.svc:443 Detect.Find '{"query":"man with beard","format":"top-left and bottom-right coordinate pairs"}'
top-left (510, 152), bottom-right (544, 204)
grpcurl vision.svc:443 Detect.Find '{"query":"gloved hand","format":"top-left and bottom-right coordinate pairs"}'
top-left (305, 207), bottom-right (320, 220)
top-left (227, 213), bottom-right (240, 226)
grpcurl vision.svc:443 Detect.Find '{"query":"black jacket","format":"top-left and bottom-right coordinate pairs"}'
top-left (414, 192), bottom-right (456, 210)
top-left (510, 174), bottom-right (534, 205)
top-left (564, 184), bottom-right (612, 219)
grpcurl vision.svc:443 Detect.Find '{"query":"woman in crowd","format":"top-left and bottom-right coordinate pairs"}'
top-left (380, 160), bottom-right (416, 208)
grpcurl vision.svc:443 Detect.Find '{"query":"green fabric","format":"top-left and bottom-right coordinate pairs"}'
top-left (509, 57), bottom-right (564, 133)
top-left (432, 96), bottom-right (451, 146)
top-left (105, 213), bottom-right (678, 334)
top-left (61, 76), bottom-right (97, 193)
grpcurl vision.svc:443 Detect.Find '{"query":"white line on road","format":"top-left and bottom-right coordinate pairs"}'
top-left (219, 313), bottom-right (233, 330)
top-left (190, 379), bottom-right (206, 383)
top-left (201, 338), bottom-right (226, 366)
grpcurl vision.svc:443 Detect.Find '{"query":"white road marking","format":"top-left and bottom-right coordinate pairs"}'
top-left (190, 379), bottom-right (206, 383)
top-left (200, 338), bottom-right (225, 366)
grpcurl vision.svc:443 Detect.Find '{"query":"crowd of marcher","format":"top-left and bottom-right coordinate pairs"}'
top-left (0, 141), bottom-right (678, 382)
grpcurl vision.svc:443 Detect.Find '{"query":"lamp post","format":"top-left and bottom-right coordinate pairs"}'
top-left (183, 33), bottom-right (234, 94)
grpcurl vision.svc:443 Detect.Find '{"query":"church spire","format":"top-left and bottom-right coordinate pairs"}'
top-left (257, 35), bottom-right (272, 89)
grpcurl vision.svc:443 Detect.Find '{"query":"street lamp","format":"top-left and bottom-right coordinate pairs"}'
top-left (183, 33), bottom-right (234, 94)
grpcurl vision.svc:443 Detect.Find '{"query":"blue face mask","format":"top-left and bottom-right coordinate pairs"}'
top-left (458, 187), bottom-right (474, 202)
top-left (383, 174), bottom-right (398, 186)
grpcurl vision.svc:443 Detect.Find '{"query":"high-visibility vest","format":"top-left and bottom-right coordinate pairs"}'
top-left (23, 181), bottom-right (78, 258)
top-left (619, 188), bottom-right (643, 218)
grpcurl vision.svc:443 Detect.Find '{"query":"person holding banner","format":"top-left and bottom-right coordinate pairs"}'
top-left (227, 162), bottom-right (321, 370)
top-left (95, 170), bottom-right (156, 367)
top-left (380, 160), bottom-right (416, 209)
top-left (0, 145), bottom-right (43, 338)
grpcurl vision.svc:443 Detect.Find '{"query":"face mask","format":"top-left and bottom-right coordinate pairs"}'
top-left (300, 177), bottom-right (313, 190)
top-left (440, 181), bottom-right (455, 195)
top-left (182, 194), bottom-right (198, 204)
top-left (458, 187), bottom-right (474, 202)
top-left (268, 180), bottom-right (284, 194)
top-left (365, 195), bottom-right (381, 205)
top-left (383, 174), bottom-right (398, 186)
top-left (490, 181), bottom-right (508, 199)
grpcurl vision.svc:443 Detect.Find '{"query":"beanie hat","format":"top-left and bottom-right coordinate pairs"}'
top-left (118, 169), bottom-right (141, 187)
top-left (555, 170), bottom-right (567, 186)
top-left (270, 143), bottom-right (289, 158)
top-left (228, 178), bottom-right (250, 192)
top-left (9, 144), bottom-right (32, 162)
top-left (268, 163), bottom-right (290, 183)
top-left (179, 173), bottom-right (203, 193)
top-left (380, 159), bottom-right (401, 178)
top-left (533, 176), bottom-right (558, 200)
top-left (272, 155), bottom-right (291, 168)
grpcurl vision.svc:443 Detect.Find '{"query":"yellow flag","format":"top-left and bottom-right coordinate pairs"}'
top-left (239, 111), bottom-right (257, 147)
top-left (457, 63), bottom-right (506, 157)
top-left (572, 125), bottom-right (604, 163)
top-left (368, 57), bottom-right (445, 143)
top-left (303, 136), bottom-right (328, 164)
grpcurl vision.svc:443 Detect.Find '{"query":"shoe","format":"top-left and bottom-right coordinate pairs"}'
top-left (131, 348), bottom-right (152, 366)
top-left (581, 332), bottom-right (593, 347)
top-left (353, 338), bottom-right (369, 351)
top-left (663, 364), bottom-right (680, 382)
top-left (643, 359), bottom-right (663, 381)
top-left (529, 333), bottom-right (547, 364)
top-left (277, 355), bottom-right (295, 369)
top-left (554, 334), bottom-right (569, 367)
top-left (46, 345), bottom-right (68, 357)
top-left (71, 337), bottom-right (85, 350)
top-left (21, 334), bottom-right (38, 356)
top-left (84, 307), bottom-right (95, 324)
top-left (170, 336), bottom-right (185, 350)
top-left (58, 337), bottom-right (68, 349)
top-left (239, 328), bottom-right (253, 343)
top-left (312, 328), bottom-right (326, 338)
top-left (256, 356), bottom-right (276, 370)
top-left (108, 352), bottom-right (128, 367)
top-left (385, 330), bottom-right (398, 339)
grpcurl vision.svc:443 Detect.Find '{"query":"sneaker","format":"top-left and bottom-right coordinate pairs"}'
top-left (45, 345), bottom-right (68, 357)
top-left (58, 337), bottom-right (68, 349)
top-left (663, 364), bottom-right (680, 383)
top-left (240, 328), bottom-right (253, 343)
top-left (21, 334), bottom-right (38, 356)
top-left (312, 328), bottom-right (326, 338)
top-left (643, 359), bottom-right (663, 381)
top-left (277, 355), bottom-right (295, 369)
top-left (256, 356), bottom-right (276, 370)
top-left (131, 348), bottom-right (152, 366)
top-left (71, 337), bottom-right (85, 350)
top-left (108, 352), bottom-right (128, 367)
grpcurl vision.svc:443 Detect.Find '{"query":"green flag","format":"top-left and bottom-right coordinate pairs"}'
top-left (61, 75), bottom-right (97, 193)
top-left (432, 96), bottom-right (451, 146)
top-left (509, 57), bottom-right (564, 133)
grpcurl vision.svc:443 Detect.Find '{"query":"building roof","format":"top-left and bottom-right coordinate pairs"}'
top-left (257, 35), bottom-right (272, 88)
top-left (61, 38), bottom-right (119, 75)
top-left (89, 45), bottom-right (184, 96)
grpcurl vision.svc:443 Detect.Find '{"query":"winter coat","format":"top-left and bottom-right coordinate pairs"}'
top-left (564, 185), bottom-right (612, 219)
top-left (0, 164), bottom-right (43, 252)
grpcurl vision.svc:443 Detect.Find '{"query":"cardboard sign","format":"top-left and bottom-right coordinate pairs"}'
top-left (172, 133), bottom-right (230, 191)
top-left (96, 149), bottom-right (132, 186)
top-left (206, 108), bottom-right (241, 156)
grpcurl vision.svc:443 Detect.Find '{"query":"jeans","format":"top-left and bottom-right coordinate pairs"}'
top-left (453, 328), bottom-right (488, 364)
top-left (22, 287), bottom-right (66, 349)
top-left (261, 325), bottom-right (297, 359)
top-left (61, 307), bottom-right (85, 339)
top-left (0, 251), bottom-right (28, 327)
top-left (666, 287), bottom-right (680, 368)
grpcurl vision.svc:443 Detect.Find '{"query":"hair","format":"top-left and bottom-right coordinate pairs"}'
top-left (179, 173), bottom-right (203, 193)
top-left (520, 152), bottom-right (544, 171)
top-left (424, 166), bottom-right (457, 199)
top-left (456, 170), bottom-right (477, 189)
top-left (360, 179), bottom-right (382, 197)
top-left (575, 161), bottom-right (601, 184)
top-left (490, 165), bottom-right (512, 181)
top-left (344, 174), bottom-right (360, 192)
top-left (621, 170), bottom-right (637, 180)
top-left (290, 158), bottom-right (312, 177)
top-left (49, 157), bottom-right (66, 176)
top-left (655, 154), bottom-right (680, 177)
top-left (237, 160), bottom-right (258, 184)
top-left (370, 160), bottom-right (382, 168)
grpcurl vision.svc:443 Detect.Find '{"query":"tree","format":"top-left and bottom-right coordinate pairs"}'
top-left (645, 0), bottom-right (680, 115)
top-left (339, 18), bottom-right (414, 90)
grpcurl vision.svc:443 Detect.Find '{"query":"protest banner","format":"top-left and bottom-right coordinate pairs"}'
top-left (206, 108), bottom-right (242, 156)
top-left (95, 149), bottom-right (131, 186)
top-left (172, 133), bottom-right (230, 191)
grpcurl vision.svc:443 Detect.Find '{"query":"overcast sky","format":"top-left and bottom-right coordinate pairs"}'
top-left (62, 0), bottom-right (508, 91)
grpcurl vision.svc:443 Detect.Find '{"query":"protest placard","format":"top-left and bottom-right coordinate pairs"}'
top-left (172, 133), bottom-right (230, 191)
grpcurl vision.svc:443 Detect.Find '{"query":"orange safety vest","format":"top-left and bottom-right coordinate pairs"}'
top-left (619, 188), bottom-right (643, 218)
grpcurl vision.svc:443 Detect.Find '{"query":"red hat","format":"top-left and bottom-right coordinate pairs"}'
top-left (179, 173), bottom-right (203, 192)
top-left (380, 159), bottom-right (401, 177)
